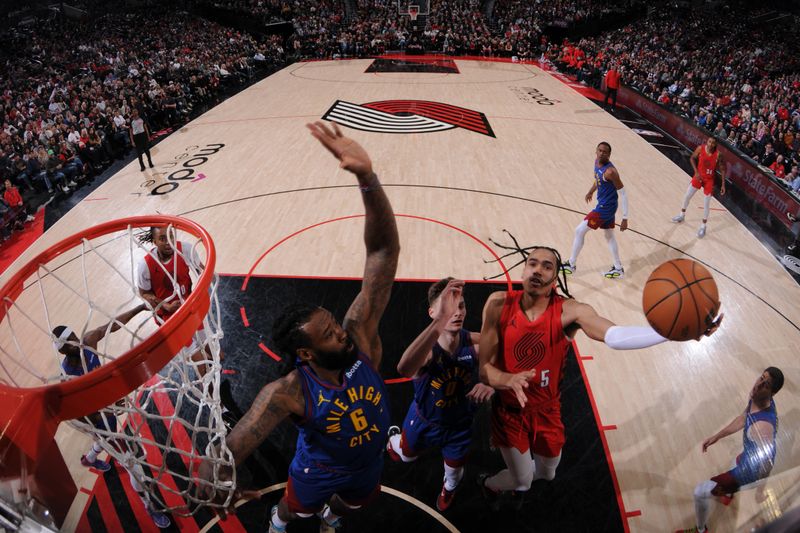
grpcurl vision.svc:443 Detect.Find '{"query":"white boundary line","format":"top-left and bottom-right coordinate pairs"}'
top-left (198, 482), bottom-right (461, 532)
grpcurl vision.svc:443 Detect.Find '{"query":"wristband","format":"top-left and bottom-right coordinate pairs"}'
top-left (359, 173), bottom-right (381, 193)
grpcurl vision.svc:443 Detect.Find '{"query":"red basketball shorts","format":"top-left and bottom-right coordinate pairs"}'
top-left (584, 210), bottom-right (615, 230)
top-left (691, 175), bottom-right (714, 196)
top-left (490, 400), bottom-right (565, 457)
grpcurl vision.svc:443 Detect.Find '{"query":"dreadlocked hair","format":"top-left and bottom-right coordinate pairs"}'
top-left (136, 226), bottom-right (156, 245)
top-left (271, 303), bottom-right (319, 369)
top-left (483, 229), bottom-right (573, 299)
top-left (135, 225), bottom-right (173, 245)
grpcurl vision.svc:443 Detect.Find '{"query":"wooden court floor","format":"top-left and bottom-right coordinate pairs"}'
top-left (2, 58), bottom-right (799, 532)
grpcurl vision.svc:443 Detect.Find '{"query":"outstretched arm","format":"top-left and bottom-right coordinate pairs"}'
top-left (565, 299), bottom-right (721, 347)
top-left (307, 121), bottom-right (400, 369)
top-left (199, 373), bottom-right (304, 516)
top-left (397, 279), bottom-right (463, 378)
top-left (702, 413), bottom-right (746, 452)
top-left (478, 291), bottom-right (535, 407)
top-left (83, 303), bottom-right (148, 349)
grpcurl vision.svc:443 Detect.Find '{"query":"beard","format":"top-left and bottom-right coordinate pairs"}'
top-left (314, 338), bottom-right (358, 371)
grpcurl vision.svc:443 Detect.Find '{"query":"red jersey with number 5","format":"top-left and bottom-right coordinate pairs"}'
top-left (497, 291), bottom-right (570, 409)
top-left (696, 146), bottom-right (720, 182)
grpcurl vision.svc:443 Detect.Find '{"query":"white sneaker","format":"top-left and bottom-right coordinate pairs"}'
top-left (269, 505), bottom-right (287, 533)
top-left (697, 226), bottom-right (706, 238)
top-left (604, 265), bottom-right (624, 279)
top-left (67, 180), bottom-right (78, 187)
top-left (672, 213), bottom-right (685, 223)
top-left (560, 261), bottom-right (576, 275)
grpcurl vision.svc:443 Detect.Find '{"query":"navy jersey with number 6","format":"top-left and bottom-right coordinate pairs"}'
top-left (294, 353), bottom-right (390, 472)
top-left (412, 329), bottom-right (478, 428)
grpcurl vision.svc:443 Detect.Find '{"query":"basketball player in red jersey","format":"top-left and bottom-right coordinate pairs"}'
top-left (672, 137), bottom-right (726, 238)
top-left (136, 226), bottom-right (219, 375)
top-left (477, 246), bottom-right (722, 504)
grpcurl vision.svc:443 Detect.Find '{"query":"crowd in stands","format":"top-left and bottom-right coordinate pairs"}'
top-left (3, 0), bottom-right (800, 244)
top-left (0, 8), bottom-right (287, 240)
top-left (546, 6), bottom-right (800, 192)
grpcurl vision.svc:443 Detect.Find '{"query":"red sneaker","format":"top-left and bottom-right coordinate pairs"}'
top-left (436, 484), bottom-right (455, 512)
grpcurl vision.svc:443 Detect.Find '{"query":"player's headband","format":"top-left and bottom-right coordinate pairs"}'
top-left (53, 326), bottom-right (74, 352)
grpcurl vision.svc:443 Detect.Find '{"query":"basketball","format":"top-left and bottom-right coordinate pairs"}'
top-left (642, 259), bottom-right (720, 341)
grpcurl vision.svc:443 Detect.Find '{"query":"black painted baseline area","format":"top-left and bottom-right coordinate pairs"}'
top-left (212, 275), bottom-right (624, 533)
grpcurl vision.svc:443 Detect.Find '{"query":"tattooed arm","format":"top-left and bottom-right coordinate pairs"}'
top-left (307, 121), bottom-right (400, 370)
top-left (225, 371), bottom-right (305, 462)
top-left (198, 371), bottom-right (305, 514)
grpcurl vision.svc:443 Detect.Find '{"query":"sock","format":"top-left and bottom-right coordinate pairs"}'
top-left (693, 480), bottom-right (715, 531)
top-left (603, 229), bottom-right (622, 269)
top-left (570, 220), bottom-right (590, 266)
top-left (703, 195), bottom-right (711, 221)
top-left (86, 442), bottom-right (102, 463)
top-left (272, 508), bottom-right (288, 529)
top-left (322, 505), bottom-right (340, 526)
top-left (443, 462), bottom-right (464, 491)
top-left (682, 184), bottom-right (698, 210)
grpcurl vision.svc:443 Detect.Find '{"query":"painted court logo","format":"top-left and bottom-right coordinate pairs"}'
top-left (322, 100), bottom-right (495, 137)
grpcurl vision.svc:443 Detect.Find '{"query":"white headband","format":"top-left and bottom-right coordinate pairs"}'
top-left (53, 326), bottom-right (74, 352)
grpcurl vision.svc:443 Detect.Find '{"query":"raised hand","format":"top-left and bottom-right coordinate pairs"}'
top-left (431, 279), bottom-right (465, 323)
top-left (307, 121), bottom-right (373, 178)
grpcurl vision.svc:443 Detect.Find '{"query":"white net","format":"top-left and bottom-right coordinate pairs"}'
top-left (0, 218), bottom-right (235, 516)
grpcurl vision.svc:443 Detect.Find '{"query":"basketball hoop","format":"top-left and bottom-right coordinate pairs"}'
top-left (408, 5), bottom-right (419, 21)
top-left (0, 215), bottom-right (234, 523)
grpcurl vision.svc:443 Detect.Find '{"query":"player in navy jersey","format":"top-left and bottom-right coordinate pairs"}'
top-left (676, 367), bottom-right (783, 533)
top-left (386, 278), bottom-right (494, 511)
top-left (199, 122), bottom-right (400, 533)
top-left (53, 303), bottom-right (171, 529)
top-left (561, 142), bottom-right (628, 279)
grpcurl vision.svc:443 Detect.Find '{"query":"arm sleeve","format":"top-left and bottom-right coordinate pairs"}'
top-left (604, 325), bottom-right (667, 350)
top-left (619, 187), bottom-right (628, 218)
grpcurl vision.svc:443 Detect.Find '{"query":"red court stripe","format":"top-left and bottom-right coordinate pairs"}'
top-left (697, 206), bottom-right (726, 212)
top-left (573, 340), bottom-right (631, 533)
top-left (384, 377), bottom-right (412, 384)
top-left (259, 342), bottom-right (282, 361)
top-left (128, 409), bottom-right (197, 532)
top-left (625, 510), bottom-right (642, 518)
top-left (240, 306), bottom-right (250, 327)
top-left (91, 468), bottom-right (128, 533)
top-left (579, 355), bottom-right (594, 360)
top-left (79, 487), bottom-right (92, 495)
top-left (112, 460), bottom-right (161, 533)
top-left (602, 425), bottom-right (618, 431)
top-left (144, 384), bottom-right (248, 532)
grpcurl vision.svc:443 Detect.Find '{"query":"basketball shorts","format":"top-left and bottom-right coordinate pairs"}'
top-left (399, 405), bottom-right (472, 464)
top-left (711, 452), bottom-right (772, 494)
top-left (284, 457), bottom-right (383, 514)
top-left (584, 210), bottom-right (615, 230)
top-left (490, 400), bottom-right (565, 457)
top-left (691, 175), bottom-right (714, 196)
top-left (91, 411), bottom-right (117, 433)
